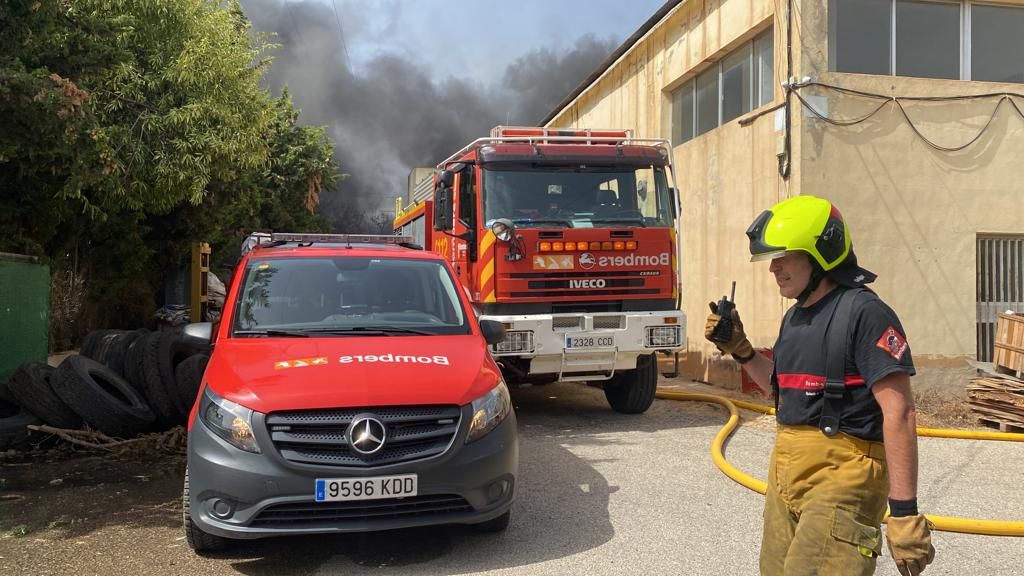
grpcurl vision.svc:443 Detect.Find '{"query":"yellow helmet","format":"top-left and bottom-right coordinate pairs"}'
top-left (745, 195), bottom-right (851, 271)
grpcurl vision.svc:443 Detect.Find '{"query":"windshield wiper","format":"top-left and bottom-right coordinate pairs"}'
top-left (302, 326), bottom-right (435, 336)
top-left (589, 217), bottom-right (646, 227)
top-left (511, 218), bottom-right (574, 227)
top-left (234, 329), bottom-right (310, 338)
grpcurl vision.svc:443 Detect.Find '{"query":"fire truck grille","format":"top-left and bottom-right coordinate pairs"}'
top-left (251, 494), bottom-right (473, 527)
top-left (552, 316), bottom-right (583, 330)
top-left (266, 406), bottom-right (462, 468)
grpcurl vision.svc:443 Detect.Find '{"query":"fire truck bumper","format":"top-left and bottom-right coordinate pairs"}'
top-left (485, 311), bottom-right (685, 381)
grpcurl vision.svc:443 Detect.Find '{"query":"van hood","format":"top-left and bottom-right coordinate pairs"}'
top-left (203, 335), bottom-right (501, 414)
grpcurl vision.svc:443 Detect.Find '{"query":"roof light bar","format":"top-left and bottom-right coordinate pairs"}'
top-left (241, 232), bottom-right (416, 255)
top-left (269, 233), bottom-right (414, 245)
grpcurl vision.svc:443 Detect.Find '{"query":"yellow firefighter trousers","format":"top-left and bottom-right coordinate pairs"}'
top-left (760, 425), bottom-right (889, 576)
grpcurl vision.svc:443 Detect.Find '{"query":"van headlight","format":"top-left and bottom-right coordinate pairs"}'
top-left (199, 387), bottom-right (261, 453)
top-left (467, 381), bottom-right (512, 443)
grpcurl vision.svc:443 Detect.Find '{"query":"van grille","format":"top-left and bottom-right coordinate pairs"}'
top-left (251, 495), bottom-right (473, 527)
top-left (266, 406), bottom-right (461, 468)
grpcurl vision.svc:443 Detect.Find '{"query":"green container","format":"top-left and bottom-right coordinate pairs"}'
top-left (0, 252), bottom-right (50, 382)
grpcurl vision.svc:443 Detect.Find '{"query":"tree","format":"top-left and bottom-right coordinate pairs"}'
top-left (0, 0), bottom-right (343, 344)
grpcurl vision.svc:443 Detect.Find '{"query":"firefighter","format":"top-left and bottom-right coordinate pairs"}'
top-left (705, 196), bottom-right (935, 576)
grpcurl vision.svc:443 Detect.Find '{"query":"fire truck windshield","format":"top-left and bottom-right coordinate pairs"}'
top-left (483, 165), bottom-right (673, 229)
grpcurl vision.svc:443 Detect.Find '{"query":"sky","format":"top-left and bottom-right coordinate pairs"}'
top-left (240, 0), bottom-right (668, 224)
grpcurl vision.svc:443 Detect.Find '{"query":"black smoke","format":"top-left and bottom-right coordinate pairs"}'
top-left (240, 0), bottom-right (618, 230)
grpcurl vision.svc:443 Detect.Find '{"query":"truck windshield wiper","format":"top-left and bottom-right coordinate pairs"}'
top-left (302, 327), bottom-right (435, 336)
top-left (234, 329), bottom-right (310, 338)
top-left (511, 218), bottom-right (574, 227)
top-left (589, 217), bottom-right (646, 227)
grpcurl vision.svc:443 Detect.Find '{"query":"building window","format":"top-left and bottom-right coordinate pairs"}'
top-left (696, 68), bottom-right (719, 136)
top-left (972, 4), bottom-right (1024, 83)
top-left (830, 0), bottom-right (1024, 83)
top-left (671, 27), bottom-right (774, 145)
top-left (829, 0), bottom-right (891, 75)
top-left (895, 0), bottom-right (959, 80)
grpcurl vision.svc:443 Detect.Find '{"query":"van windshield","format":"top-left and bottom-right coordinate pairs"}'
top-left (231, 257), bottom-right (469, 336)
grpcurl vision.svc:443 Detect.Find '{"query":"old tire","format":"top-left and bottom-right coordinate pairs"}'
top-left (51, 355), bottom-right (155, 438)
top-left (471, 510), bottom-right (511, 533)
top-left (81, 329), bottom-right (122, 360)
top-left (604, 353), bottom-right (657, 414)
top-left (175, 354), bottom-right (208, 417)
top-left (0, 409), bottom-right (43, 449)
top-left (101, 329), bottom-right (148, 377)
top-left (149, 331), bottom-right (196, 423)
top-left (131, 332), bottom-right (180, 426)
top-left (6, 362), bottom-right (82, 429)
top-left (183, 468), bottom-right (228, 553)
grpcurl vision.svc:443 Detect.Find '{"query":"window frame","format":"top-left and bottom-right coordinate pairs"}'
top-left (829, 0), bottom-right (1024, 83)
top-left (670, 26), bottom-right (774, 146)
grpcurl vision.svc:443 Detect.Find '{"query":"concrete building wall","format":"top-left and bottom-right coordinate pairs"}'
top-left (547, 0), bottom-right (1024, 393)
top-left (794, 0), bottom-right (1024, 390)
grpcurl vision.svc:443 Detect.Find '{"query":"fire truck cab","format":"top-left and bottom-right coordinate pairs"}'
top-left (394, 127), bottom-right (685, 414)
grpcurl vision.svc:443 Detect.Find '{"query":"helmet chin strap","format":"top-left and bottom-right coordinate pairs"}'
top-left (796, 257), bottom-right (826, 306)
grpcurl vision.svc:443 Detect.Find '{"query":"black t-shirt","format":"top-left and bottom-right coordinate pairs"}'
top-left (772, 287), bottom-right (916, 441)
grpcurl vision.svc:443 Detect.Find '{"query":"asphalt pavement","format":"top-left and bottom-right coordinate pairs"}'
top-left (1, 378), bottom-right (1021, 575)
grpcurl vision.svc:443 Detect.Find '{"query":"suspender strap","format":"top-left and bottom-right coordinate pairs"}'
top-left (819, 288), bottom-right (863, 437)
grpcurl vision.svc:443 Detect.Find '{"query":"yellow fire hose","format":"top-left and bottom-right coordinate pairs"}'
top-left (655, 389), bottom-right (1024, 537)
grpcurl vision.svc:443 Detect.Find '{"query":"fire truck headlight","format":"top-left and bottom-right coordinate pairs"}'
top-left (491, 219), bottom-right (516, 243)
top-left (645, 326), bottom-right (682, 348)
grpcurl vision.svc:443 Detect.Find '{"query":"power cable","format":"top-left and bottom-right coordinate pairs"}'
top-left (786, 81), bottom-right (1024, 153)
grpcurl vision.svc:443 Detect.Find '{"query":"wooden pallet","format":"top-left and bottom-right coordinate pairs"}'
top-left (994, 313), bottom-right (1024, 374)
top-left (978, 417), bottom-right (1024, 434)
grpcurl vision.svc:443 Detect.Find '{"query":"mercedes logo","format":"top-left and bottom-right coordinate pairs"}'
top-left (347, 416), bottom-right (386, 456)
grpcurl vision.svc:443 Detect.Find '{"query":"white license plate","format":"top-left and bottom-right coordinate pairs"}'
top-left (566, 334), bottom-right (615, 349)
top-left (315, 474), bottom-right (418, 502)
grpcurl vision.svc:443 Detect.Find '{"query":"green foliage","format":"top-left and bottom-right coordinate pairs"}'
top-left (0, 0), bottom-right (343, 341)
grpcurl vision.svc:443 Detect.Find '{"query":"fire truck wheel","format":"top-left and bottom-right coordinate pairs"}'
top-left (7, 362), bottom-right (82, 429)
top-left (604, 353), bottom-right (657, 414)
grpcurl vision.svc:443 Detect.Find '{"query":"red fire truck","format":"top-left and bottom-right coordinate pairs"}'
top-left (394, 126), bottom-right (685, 414)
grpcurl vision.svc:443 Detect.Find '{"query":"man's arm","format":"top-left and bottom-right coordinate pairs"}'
top-left (739, 353), bottom-right (774, 395)
top-left (871, 371), bottom-right (918, 500)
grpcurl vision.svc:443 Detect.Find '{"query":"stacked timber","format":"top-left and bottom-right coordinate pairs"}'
top-left (969, 313), bottom-right (1024, 432)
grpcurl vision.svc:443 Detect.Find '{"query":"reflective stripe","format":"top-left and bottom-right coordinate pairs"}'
top-left (480, 258), bottom-right (494, 287)
top-left (776, 373), bottom-right (866, 391)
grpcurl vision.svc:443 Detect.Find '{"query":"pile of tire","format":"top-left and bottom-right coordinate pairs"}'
top-left (0, 329), bottom-right (209, 450)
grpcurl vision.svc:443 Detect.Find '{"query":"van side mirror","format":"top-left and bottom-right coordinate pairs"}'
top-left (182, 322), bottom-right (213, 347)
top-left (479, 319), bottom-right (506, 346)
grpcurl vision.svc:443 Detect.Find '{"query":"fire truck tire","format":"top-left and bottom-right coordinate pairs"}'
top-left (51, 355), bottom-right (155, 437)
top-left (136, 332), bottom-right (182, 426)
top-left (0, 409), bottom-right (43, 450)
top-left (175, 354), bottom-right (209, 417)
top-left (100, 329), bottom-right (148, 378)
top-left (604, 353), bottom-right (657, 414)
top-left (183, 467), bottom-right (228, 553)
top-left (6, 362), bottom-right (82, 429)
